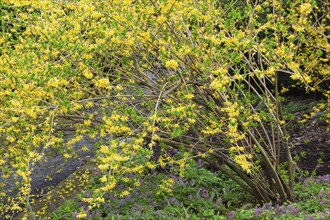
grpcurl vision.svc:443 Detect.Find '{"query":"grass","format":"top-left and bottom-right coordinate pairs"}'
top-left (49, 160), bottom-right (330, 220)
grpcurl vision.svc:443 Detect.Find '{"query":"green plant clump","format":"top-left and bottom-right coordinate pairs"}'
top-left (50, 165), bottom-right (330, 219)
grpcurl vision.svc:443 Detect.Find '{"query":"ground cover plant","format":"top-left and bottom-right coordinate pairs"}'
top-left (0, 0), bottom-right (329, 219)
top-left (50, 163), bottom-right (330, 219)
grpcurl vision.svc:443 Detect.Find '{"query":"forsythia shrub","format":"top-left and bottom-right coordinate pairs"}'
top-left (0, 0), bottom-right (329, 218)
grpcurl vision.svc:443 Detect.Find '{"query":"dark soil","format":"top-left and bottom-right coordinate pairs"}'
top-left (283, 96), bottom-right (330, 175)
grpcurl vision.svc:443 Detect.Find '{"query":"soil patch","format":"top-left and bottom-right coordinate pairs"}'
top-left (283, 96), bottom-right (329, 175)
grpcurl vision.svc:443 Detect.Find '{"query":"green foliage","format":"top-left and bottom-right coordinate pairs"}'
top-left (234, 175), bottom-right (330, 220)
top-left (50, 167), bottom-right (330, 220)
top-left (50, 200), bottom-right (80, 220)
top-left (50, 161), bottom-right (252, 219)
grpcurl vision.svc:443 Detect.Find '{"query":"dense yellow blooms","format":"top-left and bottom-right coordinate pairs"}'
top-left (300, 3), bottom-right (312, 14)
top-left (165, 60), bottom-right (179, 70)
top-left (0, 0), bottom-right (328, 216)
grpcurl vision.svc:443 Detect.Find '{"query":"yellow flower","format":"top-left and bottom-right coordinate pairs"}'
top-left (165, 59), bottom-right (179, 70)
top-left (82, 53), bottom-right (93, 60)
top-left (100, 175), bottom-right (107, 183)
top-left (280, 87), bottom-right (289, 94)
top-left (63, 153), bottom-right (71, 159)
top-left (120, 190), bottom-right (130, 198)
top-left (290, 72), bottom-right (301, 80)
top-left (83, 69), bottom-right (93, 79)
top-left (234, 154), bottom-right (253, 173)
top-left (158, 156), bottom-right (166, 167)
top-left (288, 62), bottom-right (300, 72)
top-left (157, 16), bottom-right (166, 24)
top-left (106, 181), bottom-right (116, 191)
top-left (99, 145), bottom-right (109, 154)
top-left (167, 178), bottom-right (174, 184)
top-left (300, 3), bottom-right (312, 14)
top-left (122, 177), bottom-right (130, 183)
top-left (48, 78), bottom-right (60, 88)
top-left (123, 0), bottom-right (131, 5)
top-left (91, 11), bottom-right (102, 19)
top-left (76, 212), bottom-right (87, 219)
top-left (184, 93), bottom-right (194, 99)
top-left (230, 146), bottom-right (244, 152)
top-left (83, 120), bottom-right (91, 126)
top-left (134, 180), bottom-right (140, 187)
top-left (94, 78), bottom-right (112, 89)
top-left (146, 161), bottom-right (155, 169)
